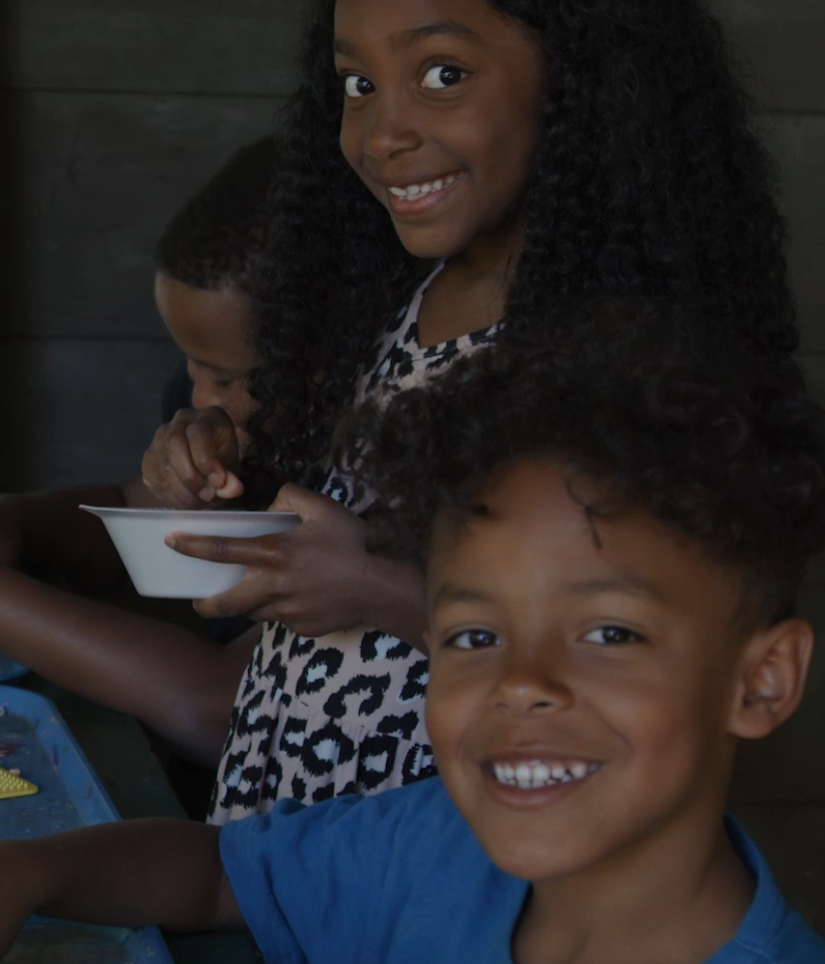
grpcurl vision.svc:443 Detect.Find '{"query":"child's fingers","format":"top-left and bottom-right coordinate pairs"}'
top-left (142, 447), bottom-right (207, 509)
top-left (143, 416), bottom-right (211, 503)
top-left (191, 571), bottom-right (274, 620)
top-left (184, 410), bottom-right (241, 488)
top-left (268, 482), bottom-right (317, 517)
top-left (165, 532), bottom-right (284, 568)
top-left (161, 431), bottom-right (215, 502)
top-left (185, 425), bottom-right (228, 493)
top-left (214, 472), bottom-right (245, 500)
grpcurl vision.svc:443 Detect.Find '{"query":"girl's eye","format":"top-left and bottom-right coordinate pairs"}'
top-left (447, 629), bottom-right (499, 651)
top-left (583, 626), bottom-right (643, 646)
top-left (343, 74), bottom-right (375, 99)
top-left (421, 65), bottom-right (466, 90)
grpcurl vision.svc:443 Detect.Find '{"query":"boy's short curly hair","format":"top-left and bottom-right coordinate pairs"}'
top-left (342, 302), bottom-right (825, 629)
top-left (154, 135), bottom-right (277, 295)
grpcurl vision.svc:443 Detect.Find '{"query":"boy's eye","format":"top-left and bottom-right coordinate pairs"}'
top-left (421, 65), bottom-right (466, 90)
top-left (582, 626), bottom-right (642, 646)
top-left (447, 629), bottom-right (499, 651)
top-left (343, 74), bottom-right (374, 98)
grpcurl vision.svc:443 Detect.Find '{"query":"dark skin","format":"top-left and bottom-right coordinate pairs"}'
top-left (165, 482), bottom-right (429, 645)
top-left (143, 273), bottom-right (255, 507)
top-left (153, 0), bottom-right (544, 627)
top-left (0, 478), bottom-right (158, 590)
top-left (0, 457), bottom-right (813, 963)
top-left (0, 568), bottom-right (255, 766)
top-left (148, 272), bottom-right (429, 645)
top-left (335, 0), bottom-right (542, 345)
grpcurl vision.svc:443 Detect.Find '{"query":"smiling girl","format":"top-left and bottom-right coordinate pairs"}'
top-left (154, 0), bottom-right (797, 824)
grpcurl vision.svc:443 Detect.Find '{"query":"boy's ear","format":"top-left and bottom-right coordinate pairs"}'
top-left (729, 618), bottom-right (814, 740)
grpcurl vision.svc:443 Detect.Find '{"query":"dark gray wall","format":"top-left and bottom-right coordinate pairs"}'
top-left (1, 0), bottom-right (306, 489)
top-left (1, 0), bottom-right (823, 491)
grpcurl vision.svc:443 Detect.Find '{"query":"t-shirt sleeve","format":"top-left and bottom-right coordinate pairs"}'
top-left (219, 781), bottom-right (523, 964)
top-left (219, 793), bottom-right (393, 964)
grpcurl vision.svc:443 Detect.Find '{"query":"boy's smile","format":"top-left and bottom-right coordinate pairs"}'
top-left (334, 0), bottom-right (543, 262)
top-left (425, 458), bottom-right (752, 886)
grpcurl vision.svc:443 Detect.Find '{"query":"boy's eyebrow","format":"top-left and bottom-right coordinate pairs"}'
top-left (432, 576), bottom-right (665, 610)
top-left (432, 583), bottom-right (492, 609)
top-left (187, 357), bottom-right (244, 378)
top-left (334, 21), bottom-right (479, 57)
top-left (564, 577), bottom-right (665, 601)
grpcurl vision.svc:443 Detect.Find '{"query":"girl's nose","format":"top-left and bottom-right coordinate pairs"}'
top-left (362, 96), bottom-right (422, 161)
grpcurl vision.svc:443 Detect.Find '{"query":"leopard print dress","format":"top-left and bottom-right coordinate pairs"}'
top-left (208, 264), bottom-right (496, 824)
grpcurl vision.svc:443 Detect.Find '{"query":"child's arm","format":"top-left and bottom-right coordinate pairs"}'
top-left (0, 476), bottom-right (167, 590)
top-left (0, 819), bottom-right (243, 960)
top-left (0, 568), bottom-right (256, 766)
top-left (0, 409), bottom-right (245, 587)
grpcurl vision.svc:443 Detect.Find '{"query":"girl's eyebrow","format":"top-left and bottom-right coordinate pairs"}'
top-left (334, 21), bottom-right (479, 57)
top-left (393, 21), bottom-right (480, 49)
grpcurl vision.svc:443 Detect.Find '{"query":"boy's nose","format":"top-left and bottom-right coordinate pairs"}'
top-left (362, 96), bottom-right (422, 161)
top-left (492, 646), bottom-right (574, 715)
top-left (191, 381), bottom-right (217, 412)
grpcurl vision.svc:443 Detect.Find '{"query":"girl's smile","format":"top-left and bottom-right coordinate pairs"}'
top-left (334, 0), bottom-right (543, 264)
top-left (384, 170), bottom-right (467, 218)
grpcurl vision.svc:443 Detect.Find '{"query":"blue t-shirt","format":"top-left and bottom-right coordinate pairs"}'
top-left (219, 778), bottom-right (825, 964)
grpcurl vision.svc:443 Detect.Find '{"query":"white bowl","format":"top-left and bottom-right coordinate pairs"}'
top-left (80, 506), bottom-right (300, 599)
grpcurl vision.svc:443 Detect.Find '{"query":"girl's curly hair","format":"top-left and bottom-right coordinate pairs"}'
top-left (249, 0), bottom-right (794, 486)
top-left (341, 301), bottom-right (825, 628)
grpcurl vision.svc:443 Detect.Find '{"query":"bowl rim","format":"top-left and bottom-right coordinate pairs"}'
top-left (79, 505), bottom-right (300, 522)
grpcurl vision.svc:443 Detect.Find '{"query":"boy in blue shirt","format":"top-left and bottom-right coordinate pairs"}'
top-left (1, 303), bottom-right (824, 963)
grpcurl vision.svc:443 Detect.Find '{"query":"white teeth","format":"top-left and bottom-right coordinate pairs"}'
top-left (388, 174), bottom-right (458, 200)
top-left (532, 763), bottom-right (550, 788)
top-left (515, 764), bottom-right (532, 789)
top-left (492, 761), bottom-right (597, 790)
